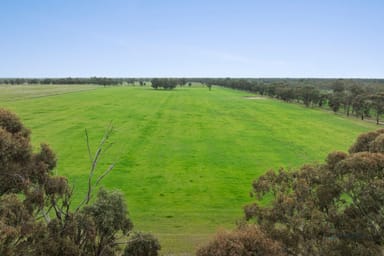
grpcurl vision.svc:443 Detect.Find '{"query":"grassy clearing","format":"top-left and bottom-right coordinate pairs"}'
top-left (0, 84), bottom-right (98, 101)
top-left (0, 85), bottom-right (377, 254)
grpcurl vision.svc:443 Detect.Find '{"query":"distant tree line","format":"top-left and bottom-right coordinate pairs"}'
top-left (190, 78), bottom-right (384, 91)
top-left (0, 77), bottom-right (192, 88)
top-left (196, 78), bottom-right (384, 124)
top-left (0, 77), bottom-right (139, 86)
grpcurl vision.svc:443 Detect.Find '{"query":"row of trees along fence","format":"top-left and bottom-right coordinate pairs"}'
top-left (0, 77), bottom-right (190, 87)
top-left (198, 78), bottom-right (384, 124)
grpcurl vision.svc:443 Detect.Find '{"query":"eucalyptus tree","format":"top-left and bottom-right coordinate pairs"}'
top-left (0, 109), bottom-right (160, 256)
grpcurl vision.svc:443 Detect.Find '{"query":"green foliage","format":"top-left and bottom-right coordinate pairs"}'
top-left (151, 78), bottom-right (178, 90)
top-left (352, 95), bottom-right (371, 120)
top-left (369, 93), bottom-right (384, 124)
top-left (123, 232), bottom-right (161, 256)
top-left (245, 129), bottom-right (384, 255)
top-left (0, 108), bottom-right (73, 255)
top-left (0, 77), bottom-right (134, 86)
top-left (332, 79), bottom-right (346, 93)
top-left (329, 92), bottom-right (343, 113)
top-left (80, 188), bottom-right (133, 255)
top-left (196, 225), bottom-right (285, 256)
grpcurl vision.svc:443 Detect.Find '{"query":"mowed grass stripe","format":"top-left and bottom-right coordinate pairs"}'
top-left (0, 84), bottom-right (98, 101)
top-left (0, 85), bottom-right (377, 254)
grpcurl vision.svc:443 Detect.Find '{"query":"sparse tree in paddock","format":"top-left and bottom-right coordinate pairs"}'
top-left (151, 78), bottom-right (160, 89)
top-left (151, 78), bottom-right (177, 90)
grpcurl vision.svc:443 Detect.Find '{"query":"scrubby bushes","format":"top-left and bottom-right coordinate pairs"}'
top-left (199, 129), bottom-right (384, 256)
top-left (196, 225), bottom-right (285, 256)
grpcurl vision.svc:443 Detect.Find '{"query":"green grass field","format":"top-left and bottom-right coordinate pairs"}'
top-left (0, 84), bottom-right (98, 101)
top-left (0, 85), bottom-right (377, 255)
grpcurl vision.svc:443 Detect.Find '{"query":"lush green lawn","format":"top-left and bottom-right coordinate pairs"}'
top-left (0, 85), bottom-right (377, 254)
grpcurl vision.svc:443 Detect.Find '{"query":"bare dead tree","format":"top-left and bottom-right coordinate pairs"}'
top-left (76, 123), bottom-right (116, 212)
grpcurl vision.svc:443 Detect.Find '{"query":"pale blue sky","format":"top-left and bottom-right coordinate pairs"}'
top-left (1, 0), bottom-right (383, 78)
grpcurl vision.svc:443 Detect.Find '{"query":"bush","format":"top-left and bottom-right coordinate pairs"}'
top-left (123, 232), bottom-right (161, 256)
top-left (196, 225), bottom-right (285, 256)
